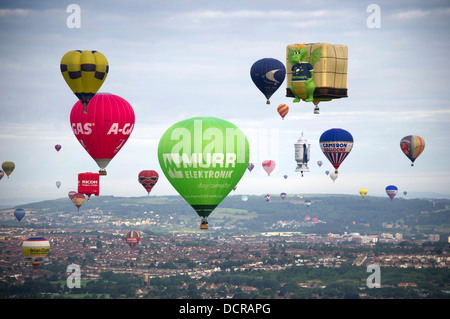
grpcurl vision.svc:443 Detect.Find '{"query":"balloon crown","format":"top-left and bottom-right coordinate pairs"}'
top-left (295, 43), bottom-right (305, 50)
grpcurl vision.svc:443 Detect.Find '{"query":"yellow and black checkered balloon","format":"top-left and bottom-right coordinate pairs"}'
top-left (60, 50), bottom-right (108, 111)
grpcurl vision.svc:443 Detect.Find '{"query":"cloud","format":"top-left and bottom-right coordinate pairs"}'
top-left (0, 9), bottom-right (31, 17)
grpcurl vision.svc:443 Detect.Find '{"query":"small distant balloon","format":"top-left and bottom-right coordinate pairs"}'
top-left (56, 181), bottom-right (61, 189)
top-left (71, 193), bottom-right (86, 210)
top-left (330, 171), bottom-right (338, 182)
top-left (305, 199), bottom-right (312, 207)
top-left (138, 170), bottom-right (159, 195)
top-left (283, 175), bottom-right (288, 179)
top-left (241, 195), bottom-right (248, 202)
top-left (277, 104), bottom-right (289, 120)
top-left (400, 135), bottom-right (425, 166)
top-left (403, 191), bottom-right (407, 196)
top-left (325, 170), bottom-right (330, 176)
top-left (280, 192), bottom-right (287, 200)
top-left (262, 160), bottom-right (276, 176)
top-left (359, 188), bottom-right (368, 198)
top-left (1, 161), bottom-right (15, 178)
top-left (250, 58), bottom-right (286, 104)
top-left (68, 191), bottom-right (77, 200)
top-left (317, 161), bottom-right (323, 167)
top-left (125, 231), bottom-right (140, 250)
top-left (386, 185), bottom-right (398, 201)
top-left (0, 170), bottom-right (4, 181)
top-left (55, 144), bottom-right (62, 152)
top-left (247, 163), bottom-right (254, 172)
top-left (265, 194), bottom-right (270, 202)
top-left (14, 208), bottom-right (26, 222)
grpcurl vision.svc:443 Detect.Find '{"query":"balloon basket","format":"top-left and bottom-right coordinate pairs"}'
top-left (99, 170), bottom-right (107, 176)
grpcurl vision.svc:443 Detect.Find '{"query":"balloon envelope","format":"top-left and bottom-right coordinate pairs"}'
top-left (70, 93), bottom-right (135, 175)
top-left (319, 128), bottom-right (353, 173)
top-left (14, 208), bottom-right (26, 221)
top-left (55, 144), bottom-right (61, 152)
top-left (386, 185), bottom-right (398, 200)
top-left (56, 181), bottom-right (61, 189)
top-left (277, 104), bottom-right (289, 119)
top-left (71, 193), bottom-right (86, 210)
top-left (0, 170), bottom-right (4, 180)
top-left (250, 58), bottom-right (286, 104)
top-left (280, 192), bottom-right (287, 200)
top-left (262, 160), bottom-right (276, 176)
top-left (247, 163), bottom-right (254, 172)
top-left (22, 237), bottom-right (50, 269)
top-left (400, 135), bottom-right (425, 166)
top-left (359, 188), bottom-right (368, 198)
top-left (60, 50), bottom-right (108, 109)
top-left (125, 231), bottom-right (140, 250)
top-left (241, 195), bottom-right (248, 202)
top-left (158, 117), bottom-right (250, 219)
top-left (138, 170), bottom-right (159, 194)
top-left (1, 161), bottom-right (15, 178)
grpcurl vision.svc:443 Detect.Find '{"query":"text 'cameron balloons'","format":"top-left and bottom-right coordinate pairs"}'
top-left (277, 104), bottom-right (289, 120)
top-left (125, 231), bottom-right (140, 250)
top-left (319, 128), bottom-right (353, 174)
top-left (22, 237), bottom-right (50, 270)
top-left (251, 58), bottom-right (286, 104)
top-left (158, 117), bottom-right (250, 228)
top-left (70, 93), bottom-right (135, 175)
top-left (386, 185), bottom-right (398, 201)
top-left (14, 208), bottom-right (26, 221)
top-left (138, 170), bottom-right (159, 195)
top-left (262, 160), bottom-right (276, 176)
top-left (78, 172), bottom-right (99, 199)
top-left (60, 50), bottom-right (109, 112)
top-left (400, 135), bottom-right (425, 166)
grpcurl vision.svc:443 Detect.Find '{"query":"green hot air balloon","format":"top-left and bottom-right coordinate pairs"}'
top-left (158, 117), bottom-right (250, 229)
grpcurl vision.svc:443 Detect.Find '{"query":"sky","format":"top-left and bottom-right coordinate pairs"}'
top-left (0, 0), bottom-right (449, 207)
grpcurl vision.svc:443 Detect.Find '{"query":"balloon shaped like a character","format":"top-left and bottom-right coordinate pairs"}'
top-left (70, 93), bottom-right (135, 176)
top-left (138, 170), bottom-right (159, 195)
top-left (400, 135), bottom-right (425, 166)
top-left (158, 117), bottom-right (250, 229)
top-left (60, 50), bottom-right (109, 112)
top-left (251, 58), bottom-right (286, 104)
top-left (319, 128), bottom-right (353, 174)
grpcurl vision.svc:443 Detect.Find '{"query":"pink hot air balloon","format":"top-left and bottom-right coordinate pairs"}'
top-left (70, 93), bottom-right (135, 176)
top-left (262, 160), bottom-right (275, 176)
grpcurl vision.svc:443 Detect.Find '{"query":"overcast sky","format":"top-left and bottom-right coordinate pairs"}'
top-left (1, 0), bottom-right (449, 206)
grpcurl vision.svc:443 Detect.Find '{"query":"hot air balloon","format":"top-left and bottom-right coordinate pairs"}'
top-left (1, 161), bottom-right (15, 178)
top-left (359, 188), bottom-right (368, 198)
top-left (158, 117), bottom-right (249, 229)
top-left (78, 172), bottom-right (99, 199)
top-left (68, 191), bottom-right (77, 200)
top-left (280, 192), bottom-right (287, 200)
top-left (319, 128), bottom-right (353, 174)
top-left (317, 160), bottom-right (323, 167)
top-left (138, 170), bottom-right (159, 195)
top-left (403, 191), bottom-right (407, 196)
top-left (277, 104), bottom-right (289, 120)
top-left (386, 185), bottom-right (398, 201)
top-left (14, 208), bottom-right (26, 221)
top-left (60, 50), bottom-right (109, 112)
top-left (400, 135), bottom-right (425, 166)
top-left (265, 194), bottom-right (271, 202)
top-left (71, 193), bottom-right (85, 210)
top-left (294, 132), bottom-right (310, 177)
top-left (0, 170), bottom-right (4, 181)
top-left (262, 160), bottom-right (276, 176)
top-left (247, 163), bottom-right (254, 172)
top-left (325, 170), bottom-right (330, 176)
top-left (22, 237), bottom-right (50, 270)
top-left (250, 58), bottom-right (286, 104)
top-left (304, 215), bottom-right (311, 222)
top-left (125, 231), bottom-right (140, 250)
top-left (304, 199), bottom-right (311, 207)
top-left (55, 144), bottom-right (61, 152)
top-left (312, 217), bottom-right (318, 223)
top-left (56, 181), bottom-right (61, 189)
top-left (241, 195), bottom-right (248, 202)
top-left (70, 93), bottom-right (135, 175)
top-left (330, 171), bottom-right (338, 182)
top-left (283, 175), bottom-right (288, 179)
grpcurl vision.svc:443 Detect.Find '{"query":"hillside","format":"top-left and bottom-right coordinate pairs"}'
top-left (1, 194), bottom-right (449, 237)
